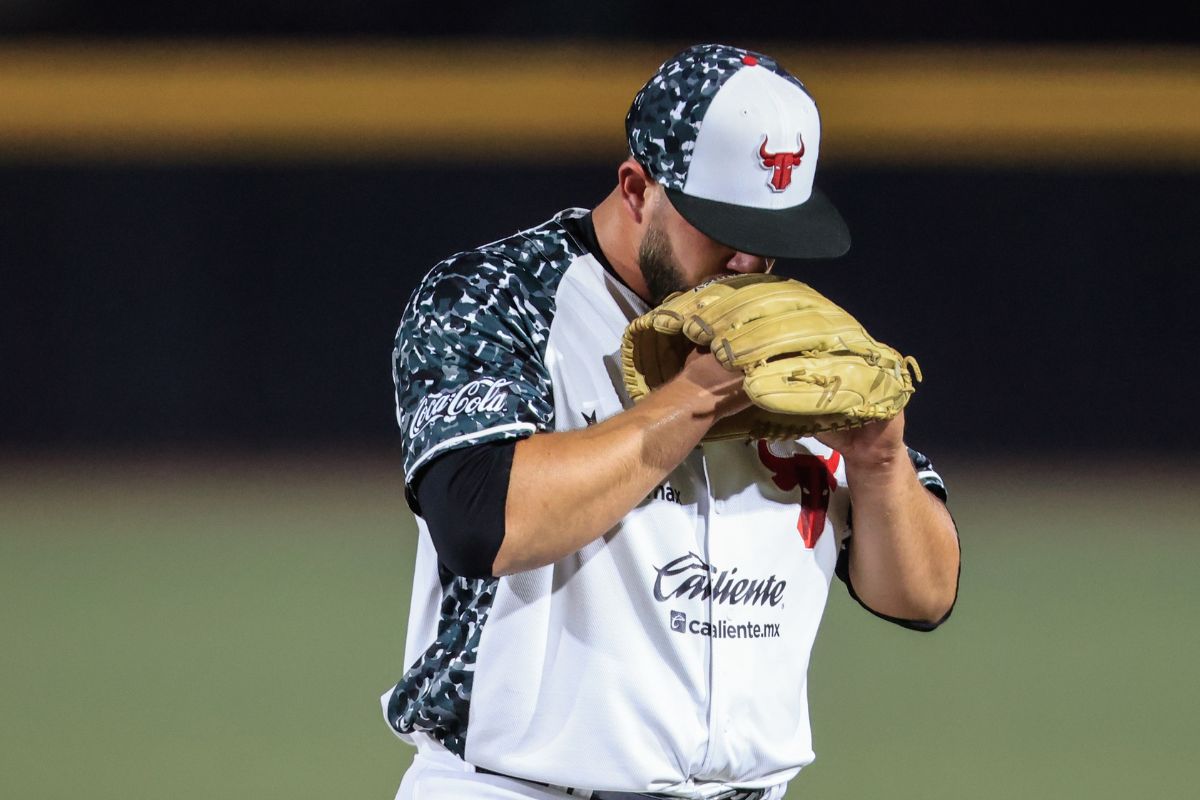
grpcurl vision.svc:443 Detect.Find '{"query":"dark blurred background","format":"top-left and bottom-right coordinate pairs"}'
top-left (0, 1), bottom-right (1194, 41)
top-left (1, 3), bottom-right (1198, 456)
top-left (2, 6), bottom-right (1199, 800)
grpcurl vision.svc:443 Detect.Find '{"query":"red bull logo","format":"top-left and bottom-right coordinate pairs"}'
top-left (756, 441), bottom-right (840, 548)
top-left (758, 134), bottom-right (806, 192)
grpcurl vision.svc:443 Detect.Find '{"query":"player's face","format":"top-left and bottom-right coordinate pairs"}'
top-left (637, 187), bottom-right (772, 304)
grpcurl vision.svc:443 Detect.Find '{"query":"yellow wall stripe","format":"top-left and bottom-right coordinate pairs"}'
top-left (1, 41), bottom-right (1197, 165)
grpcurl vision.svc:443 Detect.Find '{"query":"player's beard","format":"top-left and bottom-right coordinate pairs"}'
top-left (637, 219), bottom-right (688, 306)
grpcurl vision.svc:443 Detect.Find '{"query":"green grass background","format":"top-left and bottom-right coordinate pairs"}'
top-left (2, 453), bottom-right (1196, 799)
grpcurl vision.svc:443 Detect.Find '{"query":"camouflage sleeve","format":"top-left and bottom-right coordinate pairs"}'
top-left (907, 446), bottom-right (948, 502)
top-left (393, 251), bottom-right (556, 485)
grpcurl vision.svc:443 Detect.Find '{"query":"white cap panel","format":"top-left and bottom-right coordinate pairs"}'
top-left (683, 66), bottom-right (822, 210)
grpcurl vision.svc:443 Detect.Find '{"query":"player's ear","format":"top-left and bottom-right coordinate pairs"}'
top-left (617, 158), bottom-right (653, 224)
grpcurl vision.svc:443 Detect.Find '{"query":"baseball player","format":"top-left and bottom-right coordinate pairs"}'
top-left (384, 44), bottom-right (960, 800)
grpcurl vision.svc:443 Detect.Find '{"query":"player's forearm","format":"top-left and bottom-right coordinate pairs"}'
top-left (843, 451), bottom-right (960, 623)
top-left (494, 366), bottom-right (735, 576)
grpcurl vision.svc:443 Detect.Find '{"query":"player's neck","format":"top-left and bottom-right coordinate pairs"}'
top-left (592, 189), bottom-right (652, 303)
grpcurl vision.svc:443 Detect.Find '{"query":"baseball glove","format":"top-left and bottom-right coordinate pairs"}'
top-left (620, 274), bottom-right (922, 441)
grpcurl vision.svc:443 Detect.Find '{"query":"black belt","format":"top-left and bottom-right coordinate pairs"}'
top-left (475, 766), bottom-right (766, 800)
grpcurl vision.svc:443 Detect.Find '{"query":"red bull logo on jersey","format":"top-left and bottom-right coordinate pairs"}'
top-left (758, 134), bottom-right (806, 192)
top-left (409, 377), bottom-right (512, 437)
top-left (756, 441), bottom-right (840, 548)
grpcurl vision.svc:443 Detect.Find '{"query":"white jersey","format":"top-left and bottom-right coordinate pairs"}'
top-left (385, 208), bottom-right (946, 796)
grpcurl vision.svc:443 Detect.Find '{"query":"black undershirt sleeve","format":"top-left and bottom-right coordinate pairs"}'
top-left (413, 440), bottom-right (517, 580)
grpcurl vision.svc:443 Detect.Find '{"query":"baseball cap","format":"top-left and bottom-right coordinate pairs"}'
top-left (626, 44), bottom-right (850, 260)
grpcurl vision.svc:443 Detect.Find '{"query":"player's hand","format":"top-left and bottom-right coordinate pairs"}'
top-left (815, 410), bottom-right (907, 472)
top-left (675, 346), bottom-right (752, 421)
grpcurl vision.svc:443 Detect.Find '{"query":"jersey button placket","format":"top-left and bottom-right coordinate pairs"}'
top-left (696, 445), bottom-right (725, 777)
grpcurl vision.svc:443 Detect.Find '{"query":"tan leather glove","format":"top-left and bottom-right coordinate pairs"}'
top-left (621, 274), bottom-right (922, 441)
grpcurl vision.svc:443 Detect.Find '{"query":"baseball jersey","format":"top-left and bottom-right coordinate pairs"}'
top-left (384, 208), bottom-right (948, 795)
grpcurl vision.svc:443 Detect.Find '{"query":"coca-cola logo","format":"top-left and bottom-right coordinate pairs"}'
top-left (409, 378), bottom-right (512, 437)
top-left (652, 552), bottom-right (786, 607)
